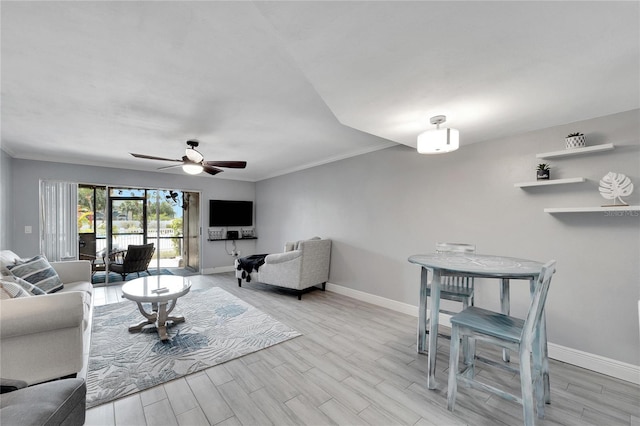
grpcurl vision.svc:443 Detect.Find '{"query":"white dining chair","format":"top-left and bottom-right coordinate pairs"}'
top-left (447, 260), bottom-right (556, 426)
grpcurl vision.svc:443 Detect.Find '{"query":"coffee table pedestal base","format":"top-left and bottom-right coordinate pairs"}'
top-left (128, 299), bottom-right (184, 341)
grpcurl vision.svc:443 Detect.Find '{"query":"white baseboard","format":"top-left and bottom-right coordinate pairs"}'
top-left (202, 265), bottom-right (236, 275)
top-left (326, 282), bottom-right (419, 316)
top-left (547, 343), bottom-right (640, 385)
top-left (325, 282), bottom-right (640, 385)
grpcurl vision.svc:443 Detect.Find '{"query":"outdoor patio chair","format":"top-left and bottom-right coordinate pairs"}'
top-left (108, 243), bottom-right (155, 281)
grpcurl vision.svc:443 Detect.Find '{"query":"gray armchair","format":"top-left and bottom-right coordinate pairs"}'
top-left (1, 378), bottom-right (86, 425)
top-left (236, 238), bottom-right (331, 299)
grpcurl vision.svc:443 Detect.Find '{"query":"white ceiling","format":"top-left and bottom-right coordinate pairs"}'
top-left (2, 1), bottom-right (638, 182)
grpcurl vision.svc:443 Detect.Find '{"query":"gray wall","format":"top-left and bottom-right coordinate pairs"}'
top-left (2, 110), bottom-right (638, 366)
top-left (0, 149), bottom-right (14, 250)
top-left (6, 160), bottom-right (256, 270)
top-left (256, 109), bottom-right (640, 366)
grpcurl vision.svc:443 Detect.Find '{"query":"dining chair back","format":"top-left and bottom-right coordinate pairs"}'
top-left (446, 260), bottom-right (556, 426)
top-left (435, 242), bottom-right (476, 253)
top-left (420, 243), bottom-right (476, 356)
top-left (435, 242), bottom-right (476, 305)
top-left (424, 242), bottom-right (476, 315)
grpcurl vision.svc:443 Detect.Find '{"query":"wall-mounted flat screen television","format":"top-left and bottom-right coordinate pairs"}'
top-left (209, 200), bottom-right (253, 227)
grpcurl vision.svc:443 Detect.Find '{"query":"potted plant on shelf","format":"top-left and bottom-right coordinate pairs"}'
top-left (565, 132), bottom-right (586, 149)
top-left (536, 163), bottom-right (551, 180)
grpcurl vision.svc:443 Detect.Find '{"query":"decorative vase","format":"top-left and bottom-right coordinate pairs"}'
top-left (565, 135), bottom-right (586, 149)
top-left (537, 169), bottom-right (550, 180)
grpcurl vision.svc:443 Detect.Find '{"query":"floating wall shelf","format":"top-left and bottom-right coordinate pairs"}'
top-left (536, 143), bottom-right (615, 159)
top-left (544, 206), bottom-right (640, 214)
top-left (517, 141), bottom-right (632, 214)
top-left (514, 177), bottom-right (586, 188)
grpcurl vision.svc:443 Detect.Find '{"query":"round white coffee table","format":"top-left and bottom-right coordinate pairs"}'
top-left (121, 275), bottom-right (192, 341)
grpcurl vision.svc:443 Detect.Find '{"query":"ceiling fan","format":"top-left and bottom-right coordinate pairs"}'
top-left (166, 190), bottom-right (186, 210)
top-left (130, 140), bottom-right (247, 176)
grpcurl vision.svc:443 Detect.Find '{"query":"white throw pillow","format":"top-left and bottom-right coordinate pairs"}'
top-left (2, 274), bottom-right (46, 296)
top-left (0, 250), bottom-right (22, 275)
top-left (0, 279), bottom-right (33, 298)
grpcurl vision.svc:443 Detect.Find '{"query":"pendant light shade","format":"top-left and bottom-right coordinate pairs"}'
top-left (417, 115), bottom-right (459, 154)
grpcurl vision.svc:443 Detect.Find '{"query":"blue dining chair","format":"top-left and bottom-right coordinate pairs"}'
top-left (423, 243), bottom-right (476, 337)
top-left (446, 260), bottom-right (556, 426)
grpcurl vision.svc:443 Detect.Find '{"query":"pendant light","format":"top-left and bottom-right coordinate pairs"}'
top-left (417, 115), bottom-right (459, 154)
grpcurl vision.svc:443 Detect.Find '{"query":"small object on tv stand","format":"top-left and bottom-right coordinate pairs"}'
top-left (208, 229), bottom-right (224, 240)
top-left (226, 231), bottom-right (239, 240)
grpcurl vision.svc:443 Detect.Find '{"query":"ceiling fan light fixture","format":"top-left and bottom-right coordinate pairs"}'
top-left (182, 163), bottom-right (203, 175)
top-left (185, 139), bottom-right (204, 163)
top-left (130, 140), bottom-right (247, 176)
top-left (417, 115), bottom-right (459, 154)
top-left (185, 148), bottom-right (204, 163)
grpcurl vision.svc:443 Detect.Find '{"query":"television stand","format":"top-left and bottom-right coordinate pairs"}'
top-left (207, 237), bottom-right (257, 241)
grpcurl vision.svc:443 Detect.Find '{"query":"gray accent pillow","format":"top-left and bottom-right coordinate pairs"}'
top-left (7, 255), bottom-right (64, 293)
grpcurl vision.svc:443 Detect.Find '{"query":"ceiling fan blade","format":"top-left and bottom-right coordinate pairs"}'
top-left (204, 160), bottom-right (247, 169)
top-left (131, 153), bottom-right (182, 162)
top-left (157, 164), bottom-right (184, 171)
top-left (203, 165), bottom-right (224, 175)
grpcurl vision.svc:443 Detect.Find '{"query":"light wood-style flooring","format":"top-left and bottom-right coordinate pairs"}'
top-left (85, 273), bottom-right (640, 426)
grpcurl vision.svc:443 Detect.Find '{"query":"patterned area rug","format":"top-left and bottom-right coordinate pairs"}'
top-left (86, 287), bottom-right (301, 408)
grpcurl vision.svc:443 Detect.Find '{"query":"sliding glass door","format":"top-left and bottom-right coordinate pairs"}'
top-left (184, 192), bottom-right (200, 271)
top-left (147, 189), bottom-right (184, 271)
top-left (108, 190), bottom-right (147, 255)
top-left (78, 185), bottom-right (106, 264)
top-left (78, 184), bottom-right (199, 284)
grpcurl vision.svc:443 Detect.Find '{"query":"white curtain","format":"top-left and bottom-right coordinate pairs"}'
top-left (40, 180), bottom-right (78, 261)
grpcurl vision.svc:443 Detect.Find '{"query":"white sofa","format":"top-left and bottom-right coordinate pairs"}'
top-left (0, 250), bottom-right (93, 385)
top-left (235, 238), bottom-right (331, 300)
